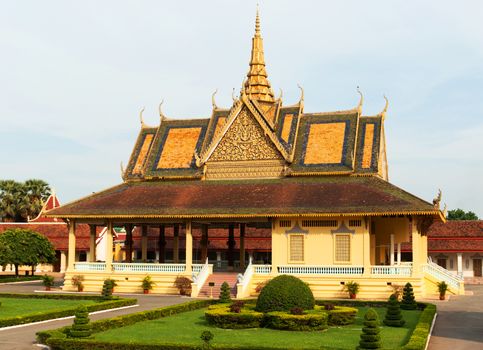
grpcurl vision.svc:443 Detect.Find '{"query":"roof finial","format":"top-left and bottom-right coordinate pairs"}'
top-left (278, 88), bottom-right (283, 101)
top-left (255, 4), bottom-right (261, 37)
top-left (243, 5), bottom-right (274, 102)
top-left (380, 95), bottom-right (389, 119)
top-left (211, 89), bottom-right (218, 109)
top-left (232, 88), bottom-right (237, 102)
top-left (158, 99), bottom-right (166, 120)
top-left (357, 86), bottom-right (363, 113)
top-left (139, 106), bottom-right (145, 127)
top-left (120, 161), bottom-right (126, 181)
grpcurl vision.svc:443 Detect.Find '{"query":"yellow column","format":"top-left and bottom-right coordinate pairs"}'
top-left (67, 220), bottom-right (76, 271)
top-left (89, 225), bottom-right (96, 262)
top-left (362, 221), bottom-right (371, 275)
top-left (185, 221), bottom-right (192, 274)
top-left (420, 234), bottom-right (428, 264)
top-left (411, 217), bottom-right (421, 277)
top-left (141, 225), bottom-right (148, 262)
top-left (105, 221), bottom-right (114, 271)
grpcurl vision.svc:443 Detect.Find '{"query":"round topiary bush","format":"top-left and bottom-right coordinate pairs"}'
top-left (256, 275), bottom-right (315, 312)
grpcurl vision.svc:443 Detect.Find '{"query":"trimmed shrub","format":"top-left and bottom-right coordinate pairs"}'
top-left (327, 306), bottom-right (358, 326)
top-left (174, 276), bottom-right (192, 296)
top-left (323, 303), bottom-right (335, 311)
top-left (384, 294), bottom-right (405, 327)
top-left (205, 304), bottom-right (263, 329)
top-left (290, 307), bottom-right (304, 315)
top-left (262, 311), bottom-right (328, 331)
top-left (219, 282), bottom-right (231, 303)
top-left (401, 283), bottom-right (417, 310)
top-left (229, 301), bottom-right (245, 313)
top-left (200, 330), bottom-right (214, 350)
top-left (69, 306), bottom-right (92, 338)
top-left (256, 275), bottom-right (315, 312)
top-left (358, 308), bottom-right (381, 349)
top-left (101, 280), bottom-right (114, 300)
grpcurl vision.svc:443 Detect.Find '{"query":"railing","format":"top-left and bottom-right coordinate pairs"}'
top-left (192, 264), bottom-right (204, 273)
top-left (191, 259), bottom-right (213, 298)
top-left (74, 262), bottom-right (106, 271)
top-left (253, 265), bottom-right (272, 274)
top-left (112, 263), bottom-right (186, 273)
top-left (236, 257), bottom-right (254, 299)
top-left (277, 265), bottom-right (364, 275)
top-left (422, 259), bottom-right (464, 291)
top-left (371, 265), bottom-right (412, 276)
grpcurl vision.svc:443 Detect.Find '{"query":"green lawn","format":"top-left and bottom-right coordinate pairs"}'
top-left (0, 298), bottom-right (96, 320)
top-left (94, 307), bottom-right (421, 349)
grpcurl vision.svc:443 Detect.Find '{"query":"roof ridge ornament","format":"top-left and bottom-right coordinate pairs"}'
top-left (433, 189), bottom-right (442, 209)
top-left (379, 95), bottom-right (389, 120)
top-left (212, 89), bottom-right (218, 109)
top-left (159, 99), bottom-right (167, 121)
top-left (139, 106), bottom-right (145, 127)
top-left (357, 86), bottom-right (363, 114)
top-left (232, 88), bottom-right (237, 102)
top-left (278, 88), bottom-right (283, 101)
top-left (120, 161), bottom-right (126, 181)
top-left (297, 84), bottom-right (304, 105)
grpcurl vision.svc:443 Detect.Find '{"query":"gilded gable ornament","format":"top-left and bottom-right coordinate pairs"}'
top-left (209, 109), bottom-right (281, 162)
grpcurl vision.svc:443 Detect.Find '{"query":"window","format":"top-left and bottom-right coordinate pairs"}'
top-left (334, 235), bottom-right (351, 263)
top-left (349, 220), bottom-right (362, 227)
top-left (302, 220), bottom-right (338, 228)
top-left (289, 235), bottom-right (304, 262)
top-left (449, 259), bottom-right (454, 270)
top-left (279, 220), bottom-right (292, 228)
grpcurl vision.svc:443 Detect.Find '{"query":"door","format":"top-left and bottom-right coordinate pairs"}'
top-left (473, 259), bottom-right (482, 277)
top-left (437, 258), bottom-right (447, 269)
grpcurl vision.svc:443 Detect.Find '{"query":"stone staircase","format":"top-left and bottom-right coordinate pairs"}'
top-left (464, 277), bottom-right (483, 285)
top-left (198, 273), bottom-right (238, 298)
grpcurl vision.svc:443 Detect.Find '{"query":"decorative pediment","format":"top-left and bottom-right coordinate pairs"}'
top-left (209, 107), bottom-right (282, 162)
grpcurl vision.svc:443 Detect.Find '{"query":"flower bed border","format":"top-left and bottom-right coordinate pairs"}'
top-left (0, 293), bottom-right (137, 328)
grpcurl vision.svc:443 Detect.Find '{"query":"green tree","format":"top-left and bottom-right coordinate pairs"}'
top-left (70, 305), bottom-right (92, 338)
top-left (219, 282), bottom-right (231, 303)
top-left (0, 179), bottom-right (51, 222)
top-left (0, 229), bottom-right (56, 276)
top-left (447, 209), bottom-right (479, 221)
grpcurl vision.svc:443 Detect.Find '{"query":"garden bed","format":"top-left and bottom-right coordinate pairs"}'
top-left (0, 293), bottom-right (136, 328)
top-left (0, 275), bottom-right (42, 283)
top-left (38, 300), bottom-right (434, 350)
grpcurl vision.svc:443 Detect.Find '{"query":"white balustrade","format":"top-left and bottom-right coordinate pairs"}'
top-left (112, 263), bottom-right (186, 273)
top-left (74, 262), bottom-right (106, 271)
top-left (192, 264), bottom-right (204, 273)
top-left (236, 257), bottom-right (254, 298)
top-left (371, 265), bottom-right (412, 276)
top-left (253, 265), bottom-right (272, 274)
top-left (191, 258), bottom-right (212, 297)
top-left (422, 259), bottom-right (463, 291)
top-left (277, 265), bottom-right (364, 275)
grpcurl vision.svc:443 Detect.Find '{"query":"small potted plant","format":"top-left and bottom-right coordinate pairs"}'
top-left (71, 275), bottom-right (85, 292)
top-left (344, 281), bottom-right (360, 299)
top-left (41, 274), bottom-right (55, 291)
top-left (141, 275), bottom-right (155, 294)
top-left (174, 276), bottom-right (192, 296)
top-left (437, 281), bottom-right (448, 300)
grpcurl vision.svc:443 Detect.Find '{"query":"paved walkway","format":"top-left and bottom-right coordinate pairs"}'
top-left (428, 284), bottom-right (483, 350)
top-left (0, 279), bottom-right (190, 350)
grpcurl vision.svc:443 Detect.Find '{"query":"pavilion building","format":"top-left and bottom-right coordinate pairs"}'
top-left (46, 12), bottom-right (464, 298)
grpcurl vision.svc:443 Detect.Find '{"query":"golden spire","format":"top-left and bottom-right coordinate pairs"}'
top-left (243, 7), bottom-right (275, 102)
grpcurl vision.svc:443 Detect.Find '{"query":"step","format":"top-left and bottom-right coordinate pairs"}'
top-left (198, 273), bottom-right (238, 298)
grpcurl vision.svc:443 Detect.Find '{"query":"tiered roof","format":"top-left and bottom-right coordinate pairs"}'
top-left (46, 12), bottom-right (440, 221)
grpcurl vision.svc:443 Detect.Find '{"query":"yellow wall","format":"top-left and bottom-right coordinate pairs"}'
top-left (272, 218), bottom-right (369, 267)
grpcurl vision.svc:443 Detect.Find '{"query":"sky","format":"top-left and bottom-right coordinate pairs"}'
top-left (1, 1), bottom-right (482, 217)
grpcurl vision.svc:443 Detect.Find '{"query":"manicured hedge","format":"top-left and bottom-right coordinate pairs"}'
top-left (327, 306), bottom-right (357, 326)
top-left (263, 311), bottom-right (328, 331)
top-left (0, 295), bottom-right (136, 328)
top-left (402, 304), bottom-right (437, 350)
top-left (205, 304), bottom-right (263, 329)
top-left (0, 293), bottom-right (105, 300)
top-left (0, 276), bottom-right (42, 283)
top-left (37, 300), bottom-right (213, 346)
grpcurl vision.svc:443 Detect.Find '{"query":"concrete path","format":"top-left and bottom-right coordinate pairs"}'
top-left (428, 284), bottom-right (483, 350)
top-left (0, 279), bottom-right (190, 350)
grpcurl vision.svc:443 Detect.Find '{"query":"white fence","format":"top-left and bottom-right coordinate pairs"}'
top-left (73, 262), bottom-right (106, 271)
top-left (371, 265), bottom-right (412, 276)
top-left (422, 259), bottom-right (464, 291)
top-left (277, 265), bottom-right (364, 275)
